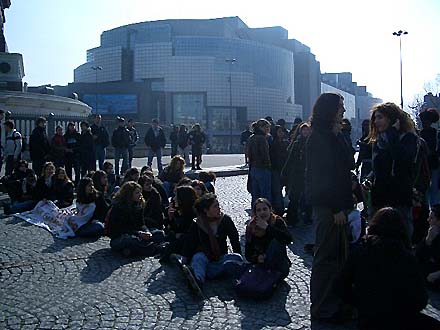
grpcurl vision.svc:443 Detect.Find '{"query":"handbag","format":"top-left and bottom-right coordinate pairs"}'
top-left (235, 264), bottom-right (282, 299)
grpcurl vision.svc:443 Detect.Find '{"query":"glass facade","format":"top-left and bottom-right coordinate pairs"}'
top-left (172, 93), bottom-right (206, 127)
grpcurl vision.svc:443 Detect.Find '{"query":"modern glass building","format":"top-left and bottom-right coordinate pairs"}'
top-left (74, 17), bottom-right (318, 152)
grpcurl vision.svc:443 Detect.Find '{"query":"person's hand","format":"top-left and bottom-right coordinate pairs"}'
top-left (361, 179), bottom-right (372, 191)
top-left (138, 231), bottom-right (152, 241)
top-left (168, 204), bottom-right (176, 220)
top-left (257, 254), bottom-right (265, 263)
top-left (333, 211), bottom-right (347, 225)
top-left (255, 218), bottom-right (268, 230)
top-left (392, 118), bottom-right (400, 131)
top-left (427, 271), bottom-right (440, 283)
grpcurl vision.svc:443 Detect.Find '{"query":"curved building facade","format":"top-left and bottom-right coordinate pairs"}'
top-left (74, 17), bottom-right (308, 151)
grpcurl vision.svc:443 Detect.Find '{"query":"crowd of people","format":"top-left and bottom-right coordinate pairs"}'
top-left (2, 93), bottom-right (440, 328)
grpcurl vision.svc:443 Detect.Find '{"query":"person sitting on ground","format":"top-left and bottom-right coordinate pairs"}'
top-left (103, 161), bottom-right (119, 195)
top-left (53, 167), bottom-right (74, 208)
top-left (158, 155), bottom-right (185, 197)
top-left (197, 171), bottom-right (216, 194)
top-left (334, 207), bottom-right (439, 329)
top-left (181, 193), bottom-right (243, 294)
top-left (3, 167), bottom-right (38, 215)
top-left (191, 180), bottom-right (208, 198)
top-left (3, 160), bottom-right (29, 204)
top-left (107, 181), bottom-right (164, 257)
top-left (74, 177), bottom-right (105, 238)
top-left (139, 175), bottom-right (164, 230)
top-left (245, 198), bottom-right (292, 281)
top-left (122, 167), bottom-right (140, 185)
top-left (140, 165), bottom-right (151, 176)
top-left (34, 162), bottom-right (56, 202)
top-left (416, 204), bottom-right (440, 289)
top-left (91, 170), bottom-right (112, 223)
top-left (142, 169), bottom-right (169, 209)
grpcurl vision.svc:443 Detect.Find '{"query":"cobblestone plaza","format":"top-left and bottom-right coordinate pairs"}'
top-left (1, 176), bottom-right (440, 329)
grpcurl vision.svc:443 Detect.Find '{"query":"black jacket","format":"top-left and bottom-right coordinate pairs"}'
top-left (111, 126), bottom-right (130, 149)
top-left (240, 129), bottom-right (252, 145)
top-left (29, 126), bottom-right (50, 161)
top-left (142, 188), bottom-right (164, 230)
top-left (371, 128), bottom-right (417, 208)
top-left (305, 124), bottom-right (354, 213)
top-left (79, 129), bottom-right (95, 166)
top-left (247, 129), bottom-right (271, 169)
top-left (183, 214), bottom-right (242, 261)
top-left (177, 130), bottom-right (189, 149)
top-left (127, 127), bottom-right (139, 147)
top-left (420, 127), bottom-right (439, 170)
top-left (53, 180), bottom-right (74, 207)
top-left (144, 127), bottom-right (166, 151)
top-left (107, 203), bottom-right (146, 239)
top-left (334, 236), bottom-right (428, 327)
top-left (281, 135), bottom-right (307, 192)
top-left (34, 176), bottom-right (56, 201)
top-left (64, 130), bottom-right (81, 156)
top-left (270, 138), bottom-right (289, 173)
top-left (93, 192), bottom-right (111, 223)
top-left (90, 123), bottom-right (110, 147)
top-left (159, 166), bottom-right (184, 184)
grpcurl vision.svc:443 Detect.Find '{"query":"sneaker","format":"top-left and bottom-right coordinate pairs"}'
top-left (182, 264), bottom-right (204, 297)
top-left (196, 166), bottom-right (202, 170)
top-left (169, 253), bottom-right (185, 270)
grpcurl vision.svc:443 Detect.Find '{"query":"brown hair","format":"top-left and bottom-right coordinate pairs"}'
top-left (113, 181), bottom-right (145, 208)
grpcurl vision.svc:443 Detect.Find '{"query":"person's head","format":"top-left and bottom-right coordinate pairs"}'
top-left (361, 119), bottom-right (370, 136)
top-left (192, 123), bottom-right (201, 132)
top-left (169, 155), bottom-right (185, 173)
top-left (77, 177), bottom-right (96, 204)
top-left (311, 93), bottom-right (344, 129)
top-left (299, 122), bottom-right (311, 138)
top-left (368, 102), bottom-right (414, 142)
top-left (116, 116), bottom-right (125, 127)
top-left (124, 167), bottom-right (140, 183)
top-left (127, 119), bottom-right (134, 128)
top-left (140, 165), bottom-right (151, 176)
top-left (25, 168), bottom-right (37, 184)
top-left (175, 185), bottom-right (197, 213)
top-left (80, 121), bottom-right (89, 132)
top-left (3, 120), bottom-right (14, 133)
top-left (92, 170), bottom-right (108, 192)
top-left (277, 118), bottom-right (286, 128)
top-left (194, 193), bottom-right (221, 219)
top-left (368, 207), bottom-right (410, 248)
top-left (103, 161), bottom-right (114, 175)
top-left (252, 198), bottom-right (273, 222)
top-left (113, 181), bottom-right (144, 207)
top-left (36, 117), bottom-right (47, 128)
top-left (197, 171), bottom-right (216, 183)
top-left (67, 122), bottom-right (76, 132)
top-left (173, 125), bottom-right (179, 132)
top-left (138, 175), bottom-right (154, 192)
top-left (152, 118), bottom-right (159, 129)
top-left (16, 160), bottom-right (28, 173)
top-left (428, 204), bottom-right (440, 227)
top-left (55, 125), bottom-right (63, 136)
top-left (341, 118), bottom-right (352, 133)
top-left (142, 169), bottom-right (154, 180)
top-left (191, 180), bottom-right (208, 197)
top-left (419, 108), bottom-right (440, 129)
top-left (255, 118), bottom-right (271, 135)
top-left (94, 115), bottom-right (102, 125)
top-left (55, 167), bottom-right (69, 182)
top-left (42, 162), bottom-right (55, 178)
top-left (274, 125), bottom-right (286, 140)
top-left (264, 116), bottom-right (274, 125)
top-left (179, 124), bottom-right (186, 132)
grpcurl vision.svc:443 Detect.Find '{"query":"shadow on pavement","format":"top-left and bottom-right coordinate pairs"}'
top-left (80, 248), bottom-right (142, 283)
top-left (41, 236), bottom-right (100, 254)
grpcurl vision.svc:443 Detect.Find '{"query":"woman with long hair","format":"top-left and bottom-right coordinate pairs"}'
top-left (139, 175), bottom-right (164, 230)
top-left (107, 181), bottom-right (161, 257)
top-left (306, 93), bottom-right (354, 322)
top-left (53, 167), bottom-right (74, 208)
top-left (91, 170), bottom-right (112, 223)
top-left (159, 155), bottom-right (185, 197)
top-left (335, 207), bottom-right (440, 329)
top-left (365, 102), bottom-right (417, 240)
top-left (34, 162), bottom-right (57, 202)
top-left (245, 198), bottom-right (292, 280)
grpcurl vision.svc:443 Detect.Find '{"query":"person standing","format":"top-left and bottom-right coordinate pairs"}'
top-left (240, 125), bottom-right (252, 166)
top-left (29, 117), bottom-right (51, 177)
top-left (127, 119), bottom-right (139, 168)
top-left (188, 123), bottom-right (206, 170)
top-left (79, 121), bottom-right (95, 178)
top-left (305, 93), bottom-right (354, 322)
top-left (0, 109), bottom-right (4, 172)
top-left (169, 125), bottom-right (179, 158)
top-left (177, 124), bottom-right (190, 166)
top-left (112, 117), bottom-right (130, 176)
top-left (144, 118), bottom-right (166, 174)
top-left (3, 120), bottom-right (22, 176)
top-left (64, 122), bottom-right (81, 185)
top-left (355, 119), bottom-right (372, 181)
top-left (90, 115), bottom-right (109, 170)
top-left (50, 125), bottom-right (67, 168)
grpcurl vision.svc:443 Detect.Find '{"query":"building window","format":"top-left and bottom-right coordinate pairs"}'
top-left (172, 93), bottom-right (206, 127)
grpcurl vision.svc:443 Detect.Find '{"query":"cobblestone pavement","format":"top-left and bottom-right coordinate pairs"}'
top-left (1, 175), bottom-right (440, 330)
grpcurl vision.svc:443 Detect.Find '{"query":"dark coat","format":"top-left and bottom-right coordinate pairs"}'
top-left (142, 188), bottom-right (164, 230)
top-left (34, 176), bottom-right (56, 201)
top-left (371, 128), bottom-right (417, 208)
top-left (107, 203), bottom-right (146, 239)
top-left (281, 135), bottom-right (307, 193)
top-left (144, 127), bottom-right (166, 151)
top-left (247, 129), bottom-right (271, 169)
top-left (183, 214), bottom-right (242, 261)
top-left (64, 130), bottom-right (81, 156)
top-left (53, 180), bottom-right (74, 208)
top-left (270, 138), bottom-right (289, 173)
top-left (305, 124), bottom-right (354, 213)
top-left (93, 192), bottom-right (111, 223)
top-left (111, 126), bottom-right (130, 149)
top-left (29, 126), bottom-right (50, 161)
top-left (420, 127), bottom-right (439, 170)
top-left (188, 130), bottom-right (206, 155)
top-left (334, 236), bottom-right (428, 328)
top-left (79, 129), bottom-right (95, 169)
top-left (177, 130), bottom-right (189, 149)
top-left (159, 166), bottom-right (184, 184)
top-left (90, 123), bottom-right (110, 147)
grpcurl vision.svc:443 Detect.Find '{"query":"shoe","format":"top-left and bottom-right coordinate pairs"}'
top-left (169, 253), bottom-right (185, 270)
top-left (196, 166), bottom-right (202, 170)
top-left (182, 265), bottom-right (204, 297)
top-left (3, 204), bottom-right (11, 215)
top-left (191, 167), bottom-right (196, 171)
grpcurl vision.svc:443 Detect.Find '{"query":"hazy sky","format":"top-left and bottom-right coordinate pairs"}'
top-left (7, 0), bottom-right (440, 108)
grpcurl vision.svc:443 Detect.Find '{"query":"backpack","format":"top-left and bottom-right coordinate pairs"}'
top-left (103, 207), bottom-right (113, 237)
top-left (235, 264), bottom-right (282, 299)
top-left (414, 136), bottom-right (431, 193)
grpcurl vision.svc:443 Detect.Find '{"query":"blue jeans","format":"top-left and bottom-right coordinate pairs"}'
top-left (271, 171), bottom-right (284, 215)
top-left (250, 167), bottom-right (272, 206)
top-left (128, 146), bottom-right (135, 168)
top-left (428, 169), bottom-right (440, 207)
top-left (9, 200), bottom-right (37, 214)
top-left (95, 145), bottom-right (106, 170)
top-left (114, 147), bottom-right (129, 176)
top-left (75, 222), bottom-right (104, 237)
top-left (147, 148), bottom-right (163, 173)
top-left (191, 252), bottom-right (243, 283)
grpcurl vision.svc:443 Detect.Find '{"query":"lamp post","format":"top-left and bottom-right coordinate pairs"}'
top-left (91, 66), bottom-right (102, 114)
top-left (392, 30), bottom-right (408, 109)
top-left (225, 58), bottom-right (236, 153)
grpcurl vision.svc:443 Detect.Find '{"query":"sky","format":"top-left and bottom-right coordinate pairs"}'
top-left (6, 0), bottom-right (440, 109)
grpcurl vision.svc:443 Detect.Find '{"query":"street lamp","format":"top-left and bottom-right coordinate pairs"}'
top-left (225, 58), bottom-right (236, 153)
top-left (91, 66), bottom-right (102, 114)
top-left (392, 30), bottom-right (408, 109)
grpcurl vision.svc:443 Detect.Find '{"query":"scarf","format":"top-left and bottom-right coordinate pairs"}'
top-left (196, 213), bottom-right (223, 261)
